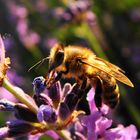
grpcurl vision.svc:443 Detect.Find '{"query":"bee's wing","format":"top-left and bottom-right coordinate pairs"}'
top-left (95, 57), bottom-right (125, 73)
top-left (81, 57), bottom-right (134, 87)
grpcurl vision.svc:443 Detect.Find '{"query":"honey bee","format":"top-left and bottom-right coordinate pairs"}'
top-left (46, 43), bottom-right (134, 109)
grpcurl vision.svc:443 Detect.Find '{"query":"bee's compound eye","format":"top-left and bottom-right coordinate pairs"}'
top-left (55, 51), bottom-right (64, 65)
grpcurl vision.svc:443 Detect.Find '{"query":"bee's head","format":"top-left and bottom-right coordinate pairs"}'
top-left (48, 43), bottom-right (65, 72)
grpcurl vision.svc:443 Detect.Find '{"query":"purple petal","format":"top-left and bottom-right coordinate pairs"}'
top-left (81, 112), bottom-right (101, 140)
top-left (87, 87), bottom-right (96, 112)
top-left (45, 130), bottom-right (60, 140)
top-left (75, 132), bottom-right (87, 140)
top-left (96, 116), bottom-right (112, 135)
top-left (0, 127), bottom-right (9, 139)
top-left (75, 121), bottom-right (85, 133)
top-left (103, 124), bottom-right (138, 140)
top-left (115, 124), bottom-right (137, 140)
top-left (29, 133), bottom-right (42, 140)
top-left (37, 105), bottom-right (57, 123)
top-left (37, 107), bottom-right (44, 122)
top-left (73, 121), bottom-right (87, 140)
top-left (0, 87), bottom-right (16, 102)
top-left (100, 104), bottom-right (110, 115)
top-left (62, 83), bottom-right (72, 98)
top-left (47, 81), bottom-right (62, 108)
top-left (87, 87), bottom-right (109, 114)
top-left (121, 124), bottom-right (138, 140)
top-left (104, 128), bottom-right (121, 140)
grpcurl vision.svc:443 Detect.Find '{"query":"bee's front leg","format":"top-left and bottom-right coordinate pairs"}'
top-left (46, 72), bottom-right (62, 88)
top-left (46, 63), bottom-right (69, 88)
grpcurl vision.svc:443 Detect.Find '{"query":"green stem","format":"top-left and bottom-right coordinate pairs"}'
top-left (56, 130), bottom-right (71, 140)
top-left (2, 78), bottom-right (38, 114)
top-left (74, 22), bottom-right (108, 59)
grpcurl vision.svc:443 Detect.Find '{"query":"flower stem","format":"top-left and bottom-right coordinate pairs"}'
top-left (56, 130), bottom-right (71, 140)
top-left (2, 78), bottom-right (38, 114)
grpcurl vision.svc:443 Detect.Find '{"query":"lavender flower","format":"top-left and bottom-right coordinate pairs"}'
top-left (55, 0), bottom-right (107, 50)
top-left (81, 87), bottom-right (138, 140)
top-left (7, 2), bottom-right (40, 48)
top-left (57, 0), bottom-right (91, 24)
top-left (0, 81), bottom-right (67, 138)
top-left (0, 73), bottom-right (83, 139)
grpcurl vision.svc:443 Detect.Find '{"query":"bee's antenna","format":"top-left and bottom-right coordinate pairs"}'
top-left (28, 57), bottom-right (50, 72)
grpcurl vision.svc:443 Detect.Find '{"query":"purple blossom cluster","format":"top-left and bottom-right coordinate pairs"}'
top-left (82, 88), bottom-right (138, 140)
top-left (7, 1), bottom-right (40, 48)
top-left (0, 77), bottom-right (138, 140)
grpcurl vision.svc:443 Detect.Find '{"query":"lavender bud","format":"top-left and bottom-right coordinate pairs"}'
top-left (59, 0), bottom-right (90, 24)
top-left (47, 81), bottom-right (61, 108)
top-left (37, 105), bottom-right (57, 123)
top-left (32, 76), bottom-right (46, 96)
top-left (58, 102), bottom-right (70, 121)
top-left (64, 93), bottom-right (78, 112)
top-left (14, 104), bottom-right (38, 122)
top-left (0, 99), bottom-right (15, 111)
top-left (33, 93), bottom-right (53, 107)
top-left (6, 120), bottom-right (34, 137)
top-left (62, 83), bottom-right (72, 97)
top-left (64, 84), bottom-right (82, 111)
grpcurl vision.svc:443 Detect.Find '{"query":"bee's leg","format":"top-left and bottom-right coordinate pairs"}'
top-left (46, 71), bottom-right (65, 88)
top-left (103, 83), bottom-right (119, 109)
top-left (53, 72), bottom-right (62, 82)
top-left (81, 77), bottom-right (87, 90)
top-left (76, 76), bottom-right (88, 97)
top-left (94, 78), bottom-right (103, 111)
top-left (49, 62), bottom-right (70, 85)
top-left (78, 79), bottom-right (86, 99)
top-left (76, 76), bottom-right (91, 114)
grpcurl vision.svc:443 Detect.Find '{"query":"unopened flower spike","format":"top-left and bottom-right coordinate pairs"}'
top-left (32, 76), bottom-right (46, 96)
top-left (32, 76), bottom-right (53, 107)
top-left (0, 35), bottom-right (38, 113)
top-left (0, 99), bottom-right (15, 111)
